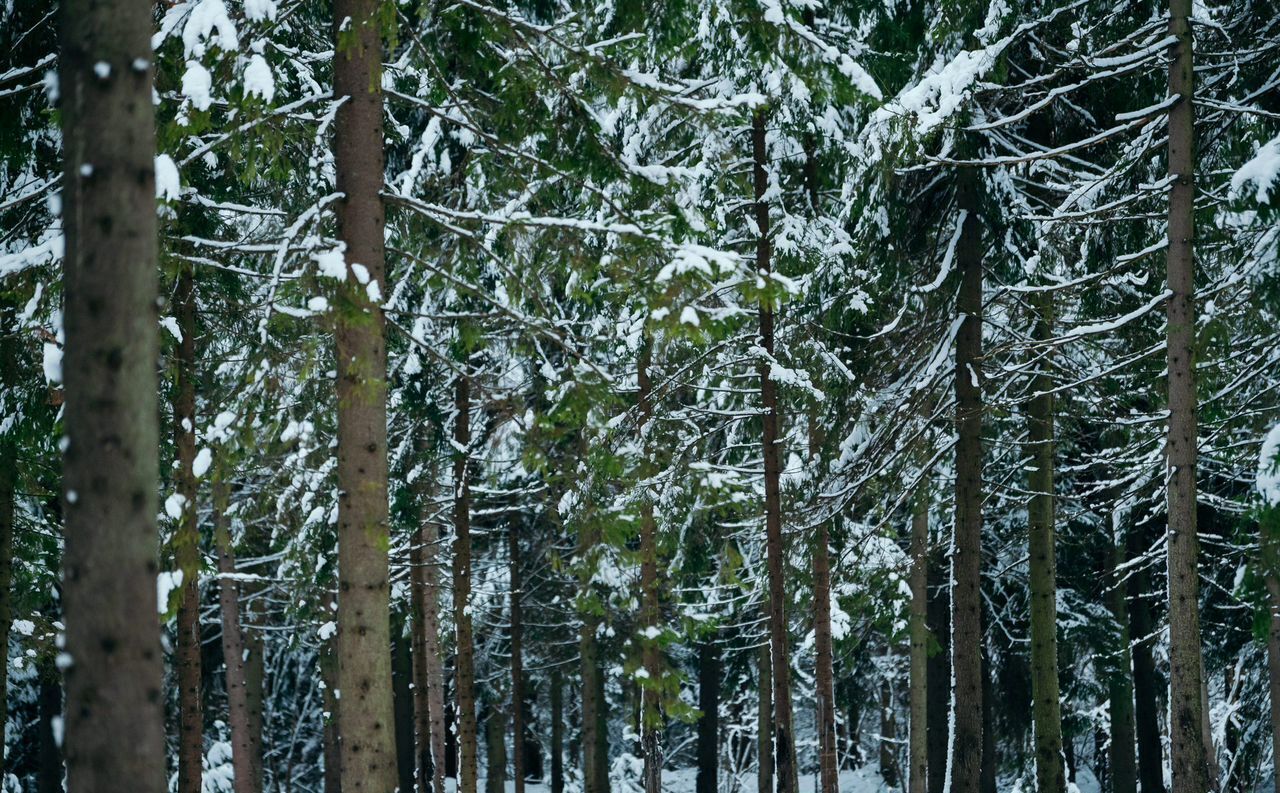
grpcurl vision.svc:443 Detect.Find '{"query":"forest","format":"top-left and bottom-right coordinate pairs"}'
top-left (1, 0), bottom-right (1280, 791)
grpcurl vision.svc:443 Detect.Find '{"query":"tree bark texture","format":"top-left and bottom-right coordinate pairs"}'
top-left (697, 639), bottom-right (720, 793)
top-left (511, 519), bottom-right (526, 793)
top-left (216, 477), bottom-right (263, 793)
top-left (637, 340), bottom-right (663, 793)
top-left (411, 453), bottom-right (447, 793)
top-left (1106, 530), bottom-right (1137, 793)
top-left (58, 0), bottom-right (167, 785)
top-left (909, 493), bottom-right (928, 793)
top-left (454, 375), bottom-right (479, 793)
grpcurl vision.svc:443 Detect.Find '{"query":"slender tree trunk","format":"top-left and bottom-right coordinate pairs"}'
top-left (637, 340), bottom-right (663, 793)
top-left (321, 643), bottom-right (342, 793)
top-left (1164, 1), bottom-right (1213, 790)
top-left (171, 260), bottom-right (203, 793)
top-left (394, 628), bottom-right (416, 793)
top-left (453, 375), bottom-right (479, 793)
top-left (980, 641), bottom-right (996, 793)
top-left (551, 669), bottom-right (565, 793)
top-left (0, 428), bottom-right (13, 786)
top-left (758, 635), bottom-right (773, 793)
top-left (216, 476), bottom-right (262, 793)
top-left (412, 455), bottom-right (447, 793)
top-left (925, 552), bottom-right (950, 793)
top-left (949, 170), bottom-right (984, 793)
top-left (1264, 528), bottom-right (1280, 793)
top-left (814, 515), bottom-right (838, 793)
top-left (245, 630), bottom-right (265, 786)
top-left (1128, 539), bottom-right (1165, 793)
top-left (1026, 290), bottom-right (1066, 793)
top-left (697, 639), bottom-right (721, 793)
top-left (37, 661), bottom-right (64, 793)
top-left (880, 673), bottom-right (899, 789)
top-left (909, 493), bottom-right (928, 793)
top-left (331, 0), bottom-right (395, 784)
top-left (752, 109), bottom-right (798, 793)
top-left (511, 520), bottom-right (527, 793)
top-left (1106, 530), bottom-right (1137, 793)
top-left (59, 0), bottom-right (166, 784)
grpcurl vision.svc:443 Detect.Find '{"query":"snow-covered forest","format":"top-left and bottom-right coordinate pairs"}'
top-left (2, 0), bottom-right (1280, 791)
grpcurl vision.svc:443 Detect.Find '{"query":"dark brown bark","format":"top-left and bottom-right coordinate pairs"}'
top-left (321, 643), bottom-right (342, 793)
top-left (637, 340), bottom-right (663, 793)
top-left (1164, 1), bottom-right (1213, 791)
top-left (38, 664), bottom-right (63, 793)
top-left (880, 674), bottom-right (899, 789)
top-left (245, 630), bottom-right (265, 786)
top-left (0, 424), bottom-right (12, 785)
top-left (411, 453), bottom-right (447, 793)
top-left (814, 513), bottom-right (837, 793)
top-left (1027, 290), bottom-right (1066, 793)
top-left (752, 109), bottom-right (798, 793)
top-left (215, 477), bottom-right (262, 793)
top-left (172, 260), bottom-right (203, 793)
top-left (696, 639), bottom-right (720, 793)
top-left (454, 376), bottom-right (479, 793)
top-left (758, 643), bottom-right (772, 793)
top-left (581, 606), bottom-right (609, 793)
top-left (1265, 525), bottom-right (1280, 793)
top-left (950, 170), bottom-right (984, 793)
top-left (1107, 529), bottom-right (1137, 793)
top-left (909, 492), bottom-right (928, 793)
top-left (551, 669), bottom-right (565, 793)
top-left (485, 699), bottom-right (507, 793)
top-left (1128, 540), bottom-right (1165, 793)
top-left (511, 521), bottom-right (527, 793)
top-left (395, 627), bottom-right (416, 793)
top-left (925, 553), bottom-right (950, 793)
top-left (58, 0), bottom-right (166, 783)
top-left (331, 0), bottom-right (396, 783)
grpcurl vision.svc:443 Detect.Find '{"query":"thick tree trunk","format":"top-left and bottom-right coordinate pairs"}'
top-left (697, 639), bottom-right (720, 793)
top-left (908, 493), bottom-right (928, 793)
top-left (411, 454), bottom-right (447, 793)
top-left (245, 630), bottom-right (265, 786)
top-left (925, 552), bottom-right (950, 793)
top-left (814, 513), bottom-right (838, 793)
top-left (454, 376), bottom-right (479, 793)
top-left (637, 340), bottom-right (663, 793)
top-left (949, 170), bottom-right (984, 793)
top-left (1164, 2), bottom-right (1213, 791)
top-left (1106, 530), bottom-right (1137, 793)
top-left (551, 669), bottom-right (565, 793)
top-left (1027, 290), bottom-right (1066, 793)
top-left (511, 521), bottom-right (526, 793)
top-left (486, 700), bottom-right (507, 793)
top-left (38, 662), bottom-right (63, 793)
top-left (752, 109), bottom-right (798, 793)
top-left (172, 260), bottom-right (203, 793)
top-left (394, 628), bottom-right (416, 793)
top-left (215, 477), bottom-right (262, 793)
top-left (321, 644), bottom-right (342, 793)
top-left (58, 0), bottom-right (167, 784)
top-left (758, 638), bottom-right (773, 793)
top-left (331, 0), bottom-right (396, 785)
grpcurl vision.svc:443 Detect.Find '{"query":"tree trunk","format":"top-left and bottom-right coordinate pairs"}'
top-left (321, 643), bottom-right (342, 793)
top-left (215, 476), bottom-right (262, 793)
top-left (758, 640), bottom-right (773, 793)
top-left (0, 425), bottom-right (12, 786)
top-left (394, 627), bottom-right (416, 793)
top-left (1164, 1), bottom-right (1213, 791)
top-left (171, 258), bottom-right (203, 793)
top-left (486, 700), bottom-right (507, 793)
top-left (752, 108), bottom-right (798, 793)
top-left (411, 453), bottom-right (448, 793)
top-left (331, 0), bottom-right (396, 784)
top-left (880, 674), bottom-right (898, 789)
top-left (1027, 290), bottom-right (1066, 793)
top-left (637, 339), bottom-right (663, 793)
top-left (454, 375), bottom-right (479, 793)
top-left (245, 631), bottom-right (265, 786)
top-left (511, 520), bottom-right (526, 793)
top-left (908, 492), bottom-right (928, 793)
top-left (58, 0), bottom-right (167, 784)
top-left (697, 639), bottom-right (720, 793)
top-left (949, 169), bottom-right (984, 793)
top-left (814, 513), bottom-right (838, 793)
top-left (551, 669), bottom-right (565, 793)
top-left (980, 641), bottom-right (996, 793)
top-left (1264, 526), bottom-right (1280, 793)
top-left (925, 551), bottom-right (950, 793)
top-left (1106, 530), bottom-right (1137, 793)
top-left (38, 663), bottom-right (63, 793)
top-left (1128, 544), bottom-right (1165, 793)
